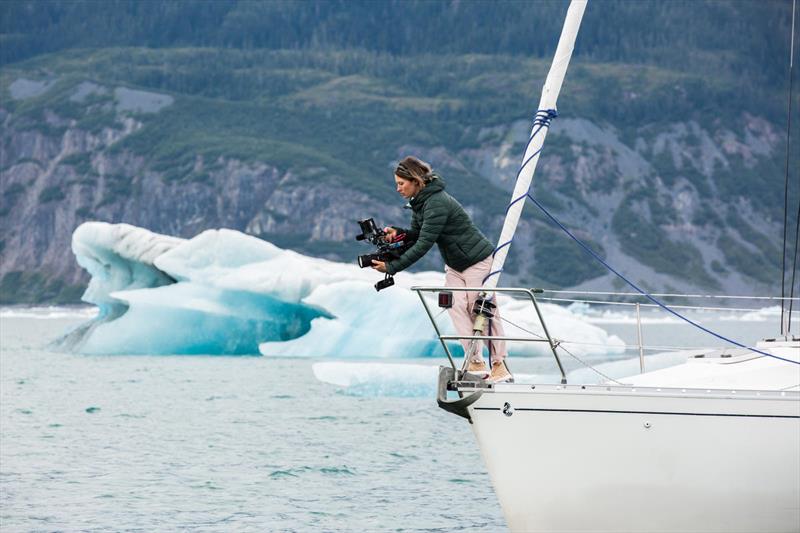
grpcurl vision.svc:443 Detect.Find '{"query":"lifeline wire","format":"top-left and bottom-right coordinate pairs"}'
top-left (525, 193), bottom-right (800, 366)
top-left (497, 314), bottom-right (624, 385)
top-left (539, 289), bottom-right (799, 301)
top-left (555, 342), bottom-right (625, 386)
top-left (789, 198), bottom-right (800, 327)
top-left (500, 311), bottom-right (754, 352)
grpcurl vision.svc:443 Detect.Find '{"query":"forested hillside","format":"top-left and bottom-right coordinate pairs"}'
top-left (1, 0), bottom-right (798, 303)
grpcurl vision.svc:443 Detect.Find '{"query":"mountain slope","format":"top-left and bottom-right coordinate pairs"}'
top-left (1, 1), bottom-right (798, 303)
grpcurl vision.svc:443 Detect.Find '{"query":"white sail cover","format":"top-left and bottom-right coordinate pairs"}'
top-left (485, 0), bottom-right (588, 290)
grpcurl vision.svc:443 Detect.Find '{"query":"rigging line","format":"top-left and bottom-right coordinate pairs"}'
top-left (556, 343), bottom-right (626, 386)
top-left (484, 109), bottom-right (558, 285)
top-left (781, 0), bottom-right (797, 334)
top-left (558, 340), bottom-right (717, 352)
top-left (538, 289), bottom-right (800, 301)
top-left (500, 311), bottom-right (730, 351)
top-left (499, 314), bottom-right (625, 384)
top-left (501, 314), bottom-right (724, 352)
top-left (498, 315), bottom-right (545, 339)
top-left (507, 110), bottom-right (558, 192)
top-left (525, 193), bottom-right (800, 365)
top-left (537, 296), bottom-right (773, 313)
top-left (432, 307), bottom-right (449, 321)
top-left (788, 196), bottom-right (800, 330)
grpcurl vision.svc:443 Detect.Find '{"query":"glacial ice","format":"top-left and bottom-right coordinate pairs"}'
top-left (62, 222), bottom-right (626, 357)
top-left (311, 361), bottom-right (549, 397)
top-left (310, 350), bottom-right (699, 398)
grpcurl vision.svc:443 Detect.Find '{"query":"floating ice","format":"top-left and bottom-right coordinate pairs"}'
top-left (72, 222), bottom-right (182, 313)
top-left (61, 222), bottom-right (626, 356)
top-left (0, 306), bottom-right (98, 320)
top-left (719, 305), bottom-right (787, 323)
top-left (311, 360), bottom-right (615, 397)
top-left (312, 362), bottom-right (440, 397)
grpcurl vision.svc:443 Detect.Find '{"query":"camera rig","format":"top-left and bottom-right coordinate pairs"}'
top-left (355, 218), bottom-right (417, 291)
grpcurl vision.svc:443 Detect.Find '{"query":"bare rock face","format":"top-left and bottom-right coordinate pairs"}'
top-left (0, 92), bottom-right (788, 303)
top-left (1, 141), bottom-right (279, 285)
top-left (0, 105), bottom-right (408, 301)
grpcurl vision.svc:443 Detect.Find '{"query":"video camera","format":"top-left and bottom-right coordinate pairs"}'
top-left (355, 218), bottom-right (416, 291)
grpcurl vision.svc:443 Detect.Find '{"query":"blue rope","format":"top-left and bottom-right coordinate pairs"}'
top-left (483, 106), bottom-right (795, 364)
top-left (525, 193), bottom-right (800, 365)
top-left (492, 241), bottom-right (511, 257)
top-left (533, 108), bottom-right (558, 127)
top-left (485, 109), bottom-right (559, 285)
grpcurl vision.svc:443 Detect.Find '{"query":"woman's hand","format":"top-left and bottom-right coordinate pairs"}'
top-left (371, 260), bottom-right (387, 273)
top-left (382, 227), bottom-right (398, 242)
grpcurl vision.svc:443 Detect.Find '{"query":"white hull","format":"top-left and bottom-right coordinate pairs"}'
top-left (466, 384), bottom-right (799, 532)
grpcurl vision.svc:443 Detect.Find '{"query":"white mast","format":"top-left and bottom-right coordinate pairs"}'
top-left (484, 0), bottom-right (588, 290)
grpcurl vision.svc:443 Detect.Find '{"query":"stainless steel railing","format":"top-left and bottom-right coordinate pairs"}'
top-left (413, 286), bottom-right (799, 381)
top-left (411, 286), bottom-right (568, 383)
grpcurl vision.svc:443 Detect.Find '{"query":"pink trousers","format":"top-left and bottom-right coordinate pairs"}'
top-left (445, 255), bottom-right (507, 364)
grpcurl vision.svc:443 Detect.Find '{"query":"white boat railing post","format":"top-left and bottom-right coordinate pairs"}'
top-left (526, 288), bottom-right (567, 384)
top-left (636, 302), bottom-right (645, 373)
top-left (414, 289), bottom-right (457, 371)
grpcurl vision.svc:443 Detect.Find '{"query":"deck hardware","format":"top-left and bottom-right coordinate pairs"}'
top-left (503, 402), bottom-right (514, 417)
top-left (438, 291), bottom-right (453, 309)
top-left (644, 421), bottom-right (651, 429)
top-left (436, 366), bottom-right (484, 421)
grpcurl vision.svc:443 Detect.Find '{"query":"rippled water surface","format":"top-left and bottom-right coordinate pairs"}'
top-left (1, 308), bottom-right (785, 532)
top-left (1, 315), bottom-right (506, 532)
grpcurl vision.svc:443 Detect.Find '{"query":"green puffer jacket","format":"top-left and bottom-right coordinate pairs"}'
top-left (386, 175), bottom-right (495, 275)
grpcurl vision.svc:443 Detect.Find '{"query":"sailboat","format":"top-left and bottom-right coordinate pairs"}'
top-left (415, 1), bottom-right (800, 531)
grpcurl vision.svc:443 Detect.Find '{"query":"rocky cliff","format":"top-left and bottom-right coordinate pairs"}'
top-left (0, 70), bottom-right (789, 303)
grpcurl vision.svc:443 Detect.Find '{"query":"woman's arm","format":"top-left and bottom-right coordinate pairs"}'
top-left (389, 221), bottom-right (419, 242)
top-left (385, 199), bottom-right (447, 275)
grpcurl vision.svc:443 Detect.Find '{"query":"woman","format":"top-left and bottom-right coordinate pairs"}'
top-left (371, 156), bottom-right (512, 383)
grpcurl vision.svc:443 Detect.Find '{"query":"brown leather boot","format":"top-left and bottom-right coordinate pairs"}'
top-left (489, 360), bottom-right (513, 383)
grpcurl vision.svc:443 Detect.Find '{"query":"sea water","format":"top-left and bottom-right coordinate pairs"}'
top-left (0, 307), bottom-right (787, 532)
top-left (1, 312), bottom-right (505, 532)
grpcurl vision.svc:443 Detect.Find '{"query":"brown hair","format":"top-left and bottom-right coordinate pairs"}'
top-left (395, 156), bottom-right (433, 188)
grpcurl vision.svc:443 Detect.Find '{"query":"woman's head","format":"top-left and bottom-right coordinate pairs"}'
top-left (394, 156), bottom-right (433, 199)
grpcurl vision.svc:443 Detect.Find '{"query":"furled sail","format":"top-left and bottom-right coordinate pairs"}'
top-left (484, 0), bottom-right (588, 290)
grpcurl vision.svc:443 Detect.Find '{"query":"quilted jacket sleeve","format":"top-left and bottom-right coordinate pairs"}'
top-left (386, 196), bottom-right (447, 274)
top-left (391, 215), bottom-right (420, 242)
